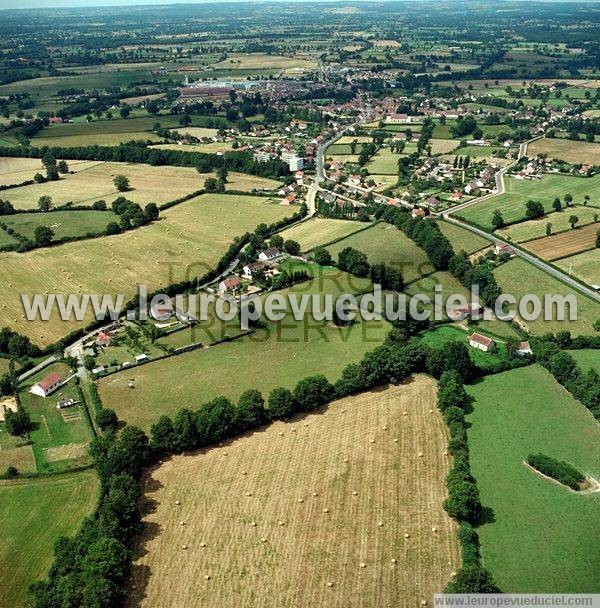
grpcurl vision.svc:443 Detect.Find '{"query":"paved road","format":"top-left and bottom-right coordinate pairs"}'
top-left (17, 355), bottom-right (57, 383)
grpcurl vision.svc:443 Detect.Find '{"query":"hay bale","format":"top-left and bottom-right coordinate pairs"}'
top-left (394, 439), bottom-right (399, 443)
top-left (181, 544), bottom-right (188, 550)
top-left (261, 537), bottom-right (267, 543)
top-left (391, 558), bottom-right (397, 564)
top-left (382, 426), bottom-right (388, 430)
top-left (403, 411), bottom-right (408, 416)
top-left (246, 492), bottom-right (252, 497)
top-left (404, 533), bottom-right (410, 538)
top-left (431, 527), bottom-right (437, 533)
top-left (352, 491), bottom-right (358, 496)
top-left (343, 458), bottom-right (349, 463)
top-left (341, 409), bottom-right (345, 413)
top-left (370, 439), bottom-right (375, 444)
top-left (312, 492), bottom-right (318, 497)
top-left (251, 522), bottom-right (257, 527)
top-left (326, 582), bottom-right (334, 588)
top-left (378, 522), bottom-right (384, 527)
top-left (298, 498), bottom-right (304, 503)
top-left (323, 508), bottom-right (329, 513)
top-left (429, 409), bottom-right (434, 413)
top-left (421, 601), bottom-right (428, 606)
top-left (200, 542), bottom-right (206, 548)
top-left (242, 470), bottom-right (247, 475)
top-left (179, 521), bottom-right (185, 526)
top-left (278, 521), bottom-right (285, 526)
top-left (418, 452), bottom-right (424, 457)
top-left (443, 451), bottom-right (449, 456)
top-left (175, 500), bottom-right (181, 506)
top-left (205, 575), bottom-right (211, 580)
top-left (360, 562), bottom-right (366, 568)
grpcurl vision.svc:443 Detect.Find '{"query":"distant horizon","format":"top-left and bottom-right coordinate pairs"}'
top-left (1, 0), bottom-right (597, 11)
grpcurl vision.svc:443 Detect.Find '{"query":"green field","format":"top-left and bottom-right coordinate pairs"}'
top-left (403, 270), bottom-right (472, 316)
top-left (278, 218), bottom-right (368, 252)
top-left (366, 149), bottom-right (402, 175)
top-left (493, 258), bottom-right (600, 335)
top-left (455, 174), bottom-right (600, 230)
top-left (555, 249), bottom-right (600, 287)
top-left (438, 221), bottom-right (491, 254)
top-left (326, 222), bottom-right (435, 284)
top-left (497, 206), bottom-right (600, 242)
top-left (99, 270), bottom-right (390, 430)
top-left (0, 471), bottom-right (99, 608)
top-left (1, 210), bottom-right (119, 242)
top-left (568, 349), bottom-right (600, 373)
top-left (465, 365), bottom-right (600, 592)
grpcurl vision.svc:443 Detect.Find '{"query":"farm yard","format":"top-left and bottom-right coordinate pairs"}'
top-left (523, 222), bottom-right (599, 260)
top-left (2, 161), bottom-right (280, 210)
top-left (493, 258), bottom-right (600, 335)
top-left (453, 174), bottom-right (600, 231)
top-left (278, 218), bottom-right (369, 252)
top-left (127, 378), bottom-right (459, 608)
top-left (0, 193), bottom-right (293, 345)
top-left (465, 365), bottom-right (600, 592)
top-left (325, 222), bottom-right (435, 284)
top-left (527, 138), bottom-right (600, 165)
top-left (555, 249), bottom-right (600, 287)
top-left (0, 471), bottom-right (99, 608)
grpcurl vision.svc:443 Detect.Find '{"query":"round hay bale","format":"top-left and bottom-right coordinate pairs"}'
top-left (312, 492), bottom-right (318, 497)
top-left (279, 432), bottom-right (284, 436)
top-left (341, 409), bottom-right (345, 413)
top-left (370, 439), bottom-right (375, 444)
top-left (378, 521), bottom-right (384, 527)
top-left (352, 491), bottom-right (358, 496)
top-left (451, 571), bottom-right (457, 577)
top-left (404, 533), bottom-right (410, 538)
top-left (205, 575), bottom-right (211, 581)
top-left (175, 500), bottom-right (181, 506)
top-left (278, 521), bottom-right (285, 526)
top-left (403, 411), bottom-right (408, 416)
top-left (382, 426), bottom-right (387, 430)
top-left (326, 582), bottom-right (334, 588)
top-left (421, 601), bottom-right (428, 606)
top-left (304, 422), bottom-right (309, 427)
top-left (200, 542), bottom-right (206, 547)
top-left (298, 498), bottom-right (304, 503)
top-left (360, 562), bottom-right (366, 568)
top-left (443, 451), bottom-right (449, 456)
top-left (431, 527), bottom-right (437, 533)
top-left (391, 558), bottom-right (397, 564)
top-left (242, 470), bottom-right (247, 475)
top-left (343, 458), bottom-right (349, 463)
top-left (393, 438), bottom-right (399, 443)
top-left (429, 409), bottom-right (434, 413)
top-left (323, 508), bottom-right (329, 513)
top-left (181, 544), bottom-right (187, 550)
top-left (418, 452), bottom-right (424, 457)
top-left (246, 492), bottom-right (252, 497)
top-left (261, 537), bottom-right (267, 543)
top-left (291, 428), bottom-right (296, 433)
top-left (251, 522), bottom-right (257, 527)
top-left (179, 521), bottom-right (185, 526)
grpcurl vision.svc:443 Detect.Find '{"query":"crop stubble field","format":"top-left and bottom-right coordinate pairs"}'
top-left (128, 378), bottom-right (459, 608)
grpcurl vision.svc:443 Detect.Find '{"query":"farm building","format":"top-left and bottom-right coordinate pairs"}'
top-left (30, 373), bottom-right (63, 398)
top-left (448, 303), bottom-right (483, 321)
top-left (95, 332), bottom-right (111, 347)
top-left (219, 277), bottom-right (241, 293)
top-left (242, 261), bottom-right (269, 279)
top-left (515, 341), bottom-right (533, 356)
top-left (412, 208), bottom-right (426, 218)
top-left (468, 333), bottom-right (496, 353)
top-left (494, 243), bottom-right (514, 257)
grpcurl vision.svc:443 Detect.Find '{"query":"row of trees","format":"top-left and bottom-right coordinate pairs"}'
top-left (0, 142), bottom-right (288, 181)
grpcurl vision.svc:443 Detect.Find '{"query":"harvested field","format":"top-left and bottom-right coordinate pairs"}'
top-left (528, 138), bottom-right (600, 165)
top-left (0, 157), bottom-right (98, 187)
top-left (278, 218), bottom-right (368, 251)
top-left (0, 193), bottom-right (292, 345)
top-left (0, 445), bottom-right (36, 474)
top-left (3, 161), bottom-right (280, 210)
top-left (523, 222), bottom-right (599, 260)
top-left (128, 377), bottom-right (459, 608)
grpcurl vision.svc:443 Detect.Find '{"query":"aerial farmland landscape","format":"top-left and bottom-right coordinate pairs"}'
top-left (0, 1), bottom-right (598, 607)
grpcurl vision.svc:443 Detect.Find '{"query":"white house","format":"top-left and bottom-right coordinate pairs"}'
top-left (219, 276), bottom-right (241, 293)
top-left (135, 354), bottom-right (149, 363)
top-left (468, 333), bottom-right (496, 353)
top-left (258, 247), bottom-right (281, 262)
top-left (30, 372), bottom-right (62, 398)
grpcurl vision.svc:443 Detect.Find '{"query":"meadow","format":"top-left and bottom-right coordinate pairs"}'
top-left (527, 137), bottom-right (600, 165)
top-left (465, 365), bottom-right (600, 592)
top-left (1, 209), bottom-right (119, 242)
top-left (555, 249), bottom-right (600, 287)
top-left (366, 149), bottom-right (401, 175)
top-left (0, 193), bottom-right (293, 345)
top-left (325, 222), bottom-right (435, 284)
top-left (568, 349), bottom-right (599, 373)
top-left (4, 161), bottom-right (280, 210)
top-left (0, 158), bottom-right (100, 187)
top-left (454, 174), bottom-right (600, 230)
top-left (438, 221), bottom-right (490, 254)
top-left (497, 205), bottom-right (599, 242)
top-left (493, 258), bottom-right (600, 335)
top-left (278, 218), bottom-right (369, 251)
top-left (0, 471), bottom-right (99, 608)
top-left (128, 378), bottom-right (459, 608)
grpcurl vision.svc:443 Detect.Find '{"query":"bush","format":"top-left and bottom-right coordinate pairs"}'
top-left (293, 375), bottom-right (335, 411)
top-left (445, 563), bottom-right (501, 593)
top-left (527, 453), bottom-right (585, 490)
top-left (267, 387), bottom-right (297, 420)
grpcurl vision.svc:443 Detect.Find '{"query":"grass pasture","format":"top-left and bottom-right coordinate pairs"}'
top-left (568, 349), bottom-right (599, 373)
top-left (4, 161), bottom-right (280, 210)
top-left (1, 209), bottom-right (119, 242)
top-left (366, 149), bottom-right (401, 175)
top-left (523, 222), bottom-right (599, 260)
top-left (465, 366), bottom-right (600, 592)
top-left (438, 221), bottom-right (490, 254)
top-left (528, 137), bottom-right (600, 165)
top-left (0, 193), bottom-right (292, 345)
top-left (555, 249), bottom-right (600, 287)
top-left (493, 258), bottom-right (599, 335)
top-left (0, 158), bottom-right (100, 187)
top-left (128, 378), bottom-right (459, 608)
top-left (278, 218), bottom-right (368, 252)
top-left (0, 471), bottom-right (99, 608)
top-left (325, 223), bottom-right (435, 284)
top-left (497, 206), bottom-right (600, 242)
top-left (454, 174), bottom-right (600, 231)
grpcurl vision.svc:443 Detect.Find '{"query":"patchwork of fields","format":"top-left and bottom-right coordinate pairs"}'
top-left (527, 137), bottom-right (600, 165)
top-left (465, 366), bottom-right (600, 592)
top-left (128, 378), bottom-right (459, 607)
top-left (0, 193), bottom-right (293, 345)
top-left (278, 217), bottom-right (368, 251)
